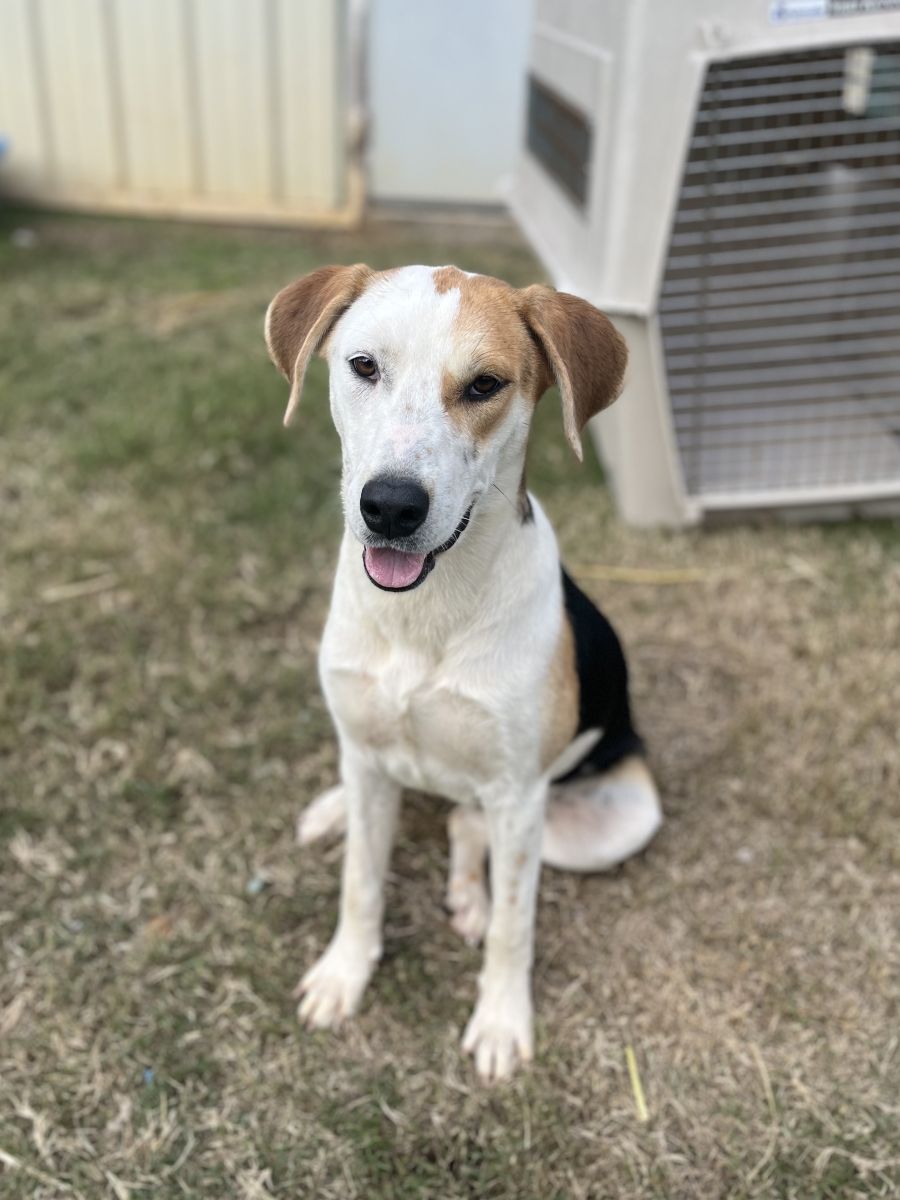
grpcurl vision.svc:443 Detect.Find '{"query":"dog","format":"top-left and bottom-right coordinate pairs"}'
top-left (264, 264), bottom-right (662, 1081)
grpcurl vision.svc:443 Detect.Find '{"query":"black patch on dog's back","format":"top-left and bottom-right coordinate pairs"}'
top-left (555, 567), bottom-right (644, 783)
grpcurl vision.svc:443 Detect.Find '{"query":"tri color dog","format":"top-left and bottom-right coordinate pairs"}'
top-left (265, 264), bottom-right (662, 1081)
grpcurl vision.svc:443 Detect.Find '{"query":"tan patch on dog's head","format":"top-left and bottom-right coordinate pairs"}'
top-left (432, 267), bottom-right (626, 461)
top-left (432, 265), bottom-right (469, 297)
top-left (541, 609), bottom-right (580, 770)
top-left (433, 267), bottom-right (547, 446)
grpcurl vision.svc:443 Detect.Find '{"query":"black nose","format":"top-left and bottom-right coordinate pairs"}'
top-left (360, 477), bottom-right (430, 540)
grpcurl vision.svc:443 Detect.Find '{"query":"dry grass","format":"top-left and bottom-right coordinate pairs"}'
top-left (1, 210), bottom-right (899, 1199)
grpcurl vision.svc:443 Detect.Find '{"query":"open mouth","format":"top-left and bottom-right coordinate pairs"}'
top-left (362, 506), bottom-right (473, 593)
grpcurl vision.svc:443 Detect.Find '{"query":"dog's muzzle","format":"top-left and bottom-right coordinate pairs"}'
top-left (362, 505), bottom-right (473, 592)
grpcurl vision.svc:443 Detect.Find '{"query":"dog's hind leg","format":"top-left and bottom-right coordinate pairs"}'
top-left (446, 806), bottom-right (490, 945)
top-left (542, 755), bottom-right (662, 873)
top-left (296, 785), bottom-right (347, 846)
top-left (446, 756), bottom-right (660, 944)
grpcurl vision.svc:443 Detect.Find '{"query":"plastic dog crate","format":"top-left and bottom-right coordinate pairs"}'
top-left (510, 0), bottom-right (900, 524)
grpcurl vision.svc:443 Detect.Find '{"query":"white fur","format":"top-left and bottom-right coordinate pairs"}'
top-left (290, 267), bottom-right (660, 1081)
top-left (543, 756), bottom-right (662, 872)
top-left (296, 784), bottom-right (346, 845)
top-left (446, 806), bottom-right (491, 945)
top-left (326, 266), bottom-right (531, 560)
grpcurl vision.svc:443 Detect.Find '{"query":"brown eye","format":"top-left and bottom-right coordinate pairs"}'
top-left (350, 355), bottom-right (378, 380)
top-left (466, 374), bottom-right (504, 400)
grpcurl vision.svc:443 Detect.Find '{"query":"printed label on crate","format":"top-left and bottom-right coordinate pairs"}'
top-left (770, 0), bottom-right (900, 20)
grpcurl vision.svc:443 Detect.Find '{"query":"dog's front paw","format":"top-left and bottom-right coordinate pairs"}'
top-left (293, 942), bottom-right (373, 1029)
top-left (462, 988), bottom-right (533, 1082)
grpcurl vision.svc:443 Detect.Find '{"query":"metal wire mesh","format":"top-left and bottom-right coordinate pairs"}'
top-left (660, 43), bottom-right (900, 499)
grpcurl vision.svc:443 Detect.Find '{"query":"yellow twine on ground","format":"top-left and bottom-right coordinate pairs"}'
top-left (572, 564), bottom-right (710, 585)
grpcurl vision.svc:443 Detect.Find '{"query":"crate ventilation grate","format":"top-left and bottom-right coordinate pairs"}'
top-left (660, 43), bottom-right (900, 499)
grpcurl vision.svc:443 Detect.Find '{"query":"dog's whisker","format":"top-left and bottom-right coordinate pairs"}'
top-left (491, 482), bottom-right (517, 512)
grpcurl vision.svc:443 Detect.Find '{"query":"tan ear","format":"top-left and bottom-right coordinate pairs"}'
top-left (265, 263), bottom-right (372, 426)
top-left (520, 285), bottom-right (628, 461)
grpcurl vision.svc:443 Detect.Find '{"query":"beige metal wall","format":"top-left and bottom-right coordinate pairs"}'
top-left (0, 0), bottom-right (358, 225)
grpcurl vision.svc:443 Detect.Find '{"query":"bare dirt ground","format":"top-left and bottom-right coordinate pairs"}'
top-left (1, 211), bottom-right (899, 1199)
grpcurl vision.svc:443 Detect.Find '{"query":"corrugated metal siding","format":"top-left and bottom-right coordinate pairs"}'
top-left (0, 0), bottom-right (353, 224)
top-left (660, 43), bottom-right (900, 500)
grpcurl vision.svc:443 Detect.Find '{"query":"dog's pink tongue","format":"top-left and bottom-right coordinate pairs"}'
top-left (364, 546), bottom-right (426, 589)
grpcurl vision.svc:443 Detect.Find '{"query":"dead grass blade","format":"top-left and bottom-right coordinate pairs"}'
top-left (40, 573), bottom-right (119, 603)
top-left (570, 563), bottom-right (714, 585)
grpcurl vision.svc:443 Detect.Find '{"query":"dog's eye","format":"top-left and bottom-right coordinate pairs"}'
top-left (466, 374), bottom-right (504, 400)
top-left (350, 355), bottom-right (378, 380)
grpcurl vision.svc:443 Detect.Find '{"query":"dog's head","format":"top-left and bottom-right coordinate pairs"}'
top-left (265, 264), bottom-right (626, 592)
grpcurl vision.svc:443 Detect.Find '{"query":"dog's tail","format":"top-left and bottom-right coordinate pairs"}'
top-left (541, 755), bottom-right (662, 872)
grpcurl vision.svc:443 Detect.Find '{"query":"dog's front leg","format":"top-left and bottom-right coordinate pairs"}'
top-left (295, 744), bottom-right (400, 1029)
top-left (462, 784), bottom-right (545, 1081)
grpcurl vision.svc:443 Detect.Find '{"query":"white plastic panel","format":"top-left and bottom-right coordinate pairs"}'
top-left (369, 0), bottom-right (532, 204)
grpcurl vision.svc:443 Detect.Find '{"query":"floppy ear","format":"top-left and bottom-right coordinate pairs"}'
top-left (265, 263), bottom-right (372, 426)
top-left (520, 285), bottom-right (628, 461)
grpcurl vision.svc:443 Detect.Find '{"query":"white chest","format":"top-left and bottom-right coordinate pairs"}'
top-left (323, 650), bottom-right (501, 803)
